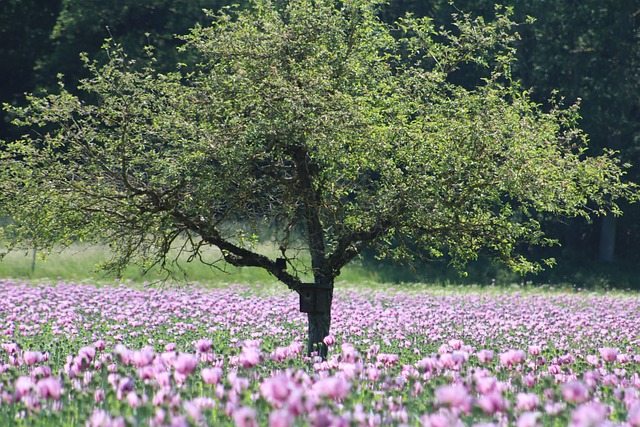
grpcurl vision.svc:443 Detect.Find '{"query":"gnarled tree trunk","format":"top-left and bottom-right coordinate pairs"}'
top-left (307, 285), bottom-right (333, 359)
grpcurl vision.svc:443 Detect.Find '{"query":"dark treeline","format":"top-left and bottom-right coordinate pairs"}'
top-left (1, 0), bottom-right (638, 287)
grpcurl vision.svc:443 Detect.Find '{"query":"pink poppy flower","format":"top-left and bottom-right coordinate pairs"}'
top-left (477, 392), bottom-right (506, 415)
top-left (312, 376), bottom-right (351, 400)
top-left (562, 380), bottom-right (589, 404)
top-left (23, 350), bottom-right (43, 366)
top-left (477, 349), bottom-right (494, 364)
top-left (15, 376), bottom-right (33, 398)
top-left (239, 346), bottom-right (261, 368)
top-left (499, 349), bottom-right (526, 367)
top-left (269, 409), bottom-right (295, 427)
top-left (36, 377), bottom-right (62, 400)
top-left (628, 402), bottom-right (640, 427)
top-left (516, 411), bottom-right (542, 427)
top-left (598, 347), bottom-right (619, 363)
top-left (79, 345), bottom-right (96, 361)
top-left (260, 374), bottom-right (292, 403)
top-left (569, 402), bottom-right (608, 427)
top-left (323, 335), bottom-right (336, 346)
top-left (448, 339), bottom-right (463, 350)
top-left (516, 393), bottom-right (540, 411)
top-left (126, 391), bottom-right (141, 408)
top-left (195, 338), bottom-right (212, 353)
top-left (202, 367), bottom-right (223, 385)
top-left (133, 347), bottom-right (155, 368)
top-left (232, 406), bottom-right (258, 427)
top-left (585, 355), bottom-right (599, 366)
top-left (435, 384), bottom-right (472, 413)
top-left (173, 353), bottom-right (198, 375)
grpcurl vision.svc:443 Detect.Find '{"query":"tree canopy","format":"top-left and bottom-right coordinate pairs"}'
top-left (1, 0), bottom-right (635, 353)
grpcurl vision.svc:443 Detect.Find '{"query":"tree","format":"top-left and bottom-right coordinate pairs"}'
top-left (0, 0), bottom-right (62, 141)
top-left (1, 0), bottom-right (635, 357)
top-left (511, 0), bottom-right (640, 264)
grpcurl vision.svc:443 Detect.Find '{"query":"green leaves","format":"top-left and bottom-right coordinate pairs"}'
top-left (1, 0), bottom-right (635, 284)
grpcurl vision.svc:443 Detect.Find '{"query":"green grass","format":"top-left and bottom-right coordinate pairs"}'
top-left (0, 243), bottom-right (385, 287)
top-left (1, 241), bottom-right (638, 291)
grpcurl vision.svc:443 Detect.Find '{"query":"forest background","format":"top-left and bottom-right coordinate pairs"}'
top-left (1, 0), bottom-right (638, 289)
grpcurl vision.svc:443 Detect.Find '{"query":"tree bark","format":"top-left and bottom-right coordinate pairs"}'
top-left (307, 286), bottom-right (333, 359)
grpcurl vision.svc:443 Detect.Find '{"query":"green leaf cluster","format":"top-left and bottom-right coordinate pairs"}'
top-left (1, 0), bottom-right (635, 286)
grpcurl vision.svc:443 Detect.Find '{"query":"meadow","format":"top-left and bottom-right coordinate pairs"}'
top-left (1, 277), bottom-right (639, 426)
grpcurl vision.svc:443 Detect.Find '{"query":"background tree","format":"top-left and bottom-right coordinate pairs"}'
top-left (512, 0), bottom-right (640, 265)
top-left (0, 0), bottom-right (635, 356)
top-left (0, 0), bottom-right (62, 142)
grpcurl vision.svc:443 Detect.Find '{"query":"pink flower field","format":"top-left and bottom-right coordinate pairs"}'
top-left (1, 278), bottom-right (640, 426)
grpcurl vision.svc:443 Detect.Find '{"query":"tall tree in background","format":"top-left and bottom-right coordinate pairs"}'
top-left (1, 0), bottom-right (635, 355)
top-left (513, 0), bottom-right (640, 263)
top-left (0, 0), bottom-right (61, 141)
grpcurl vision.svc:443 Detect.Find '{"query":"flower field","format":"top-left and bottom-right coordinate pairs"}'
top-left (1, 279), bottom-right (639, 426)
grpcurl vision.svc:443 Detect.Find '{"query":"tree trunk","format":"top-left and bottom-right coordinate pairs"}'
top-left (307, 283), bottom-right (333, 359)
top-left (598, 214), bottom-right (616, 263)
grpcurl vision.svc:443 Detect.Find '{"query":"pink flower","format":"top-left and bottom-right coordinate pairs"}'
top-left (435, 384), bottom-right (472, 413)
top-left (233, 406), bottom-right (258, 427)
top-left (516, 411), bottom-right (542, 427)
top-left (79, 345), bottom-right (96, 361)
top-left (562, 380), bottom-right (589, 404)
top-left (239, 346), bottom-right (261, 368)
top-left (312, 376), bottom-right (351, 400)
top-left (585, 355), bottom-right (599, 366)
top-left (420, 411), bottom-right (463, 427)
top-left (617, 353), bottom-right (631, 364)
top-left (628, 402), bottom-right (640, 427)
top-left (448, 339), bottom-right (463, 350)
top-left (133, 347), bottom-right (155, 368)
top-left (202, 367), bottom-right (223, 385)
top-left (499, 349), bottom-right (526, 367)
top-left (477, 349), bottom-right (494, 364)
top-left (323, 335), bottom-right (336, 346)
top-left (523, 373), bottom-right (536, 387)
top-left (114, 344), bottom-right (132, 364)
top-left (32, 365), bottom-right (52, 379)
top-left (570, 402), bottom-right (608, 427)
top-left (93, 340), bottom-right (106, 351)
top-left (94, 388), bottom-right (105, 403)
top-left (173, 353), bottom-right (198, 375)
top-left (269, 409), bottom-right (295, 427)
top-left (598, 347), bottom-right (619, 363)
top-left (516, 393), bottom-right (540, 411)
top-left (270, 347), bottom-right (291, 362)
top-left (126, 391), bottom-right (141, 408)
top-left (366, 367), bottom-right (381, 381)
top-left (15, 376), bottom-right (33, 398)
top-left (477, 392), bottom-right (506, 415)
top-left (153, 371), bottom-right (170, 389)
top-left (36, 377), bottom-right (62, 400)
top-left (2, 342), bottom-right (19, 354)
top-left (528, 345), bottom-right (541, 355)
top-left (23, 350), bottom-right (43, 366)
top-left (89, 409), bottom-right (111, 427)
top-left (476, 376), bottom-right (497, 394)
top-left (195, 338), bottom-right (212, 353)
top-left (260, 374), bottom-right (292, 403)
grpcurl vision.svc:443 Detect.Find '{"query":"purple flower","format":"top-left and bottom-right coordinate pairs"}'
top-left (201, 367), bottom-right (223, 385)
top-left (173, 353), bottom-right (198, 375)
top-left (598, 347), bottom-right (619, 363)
